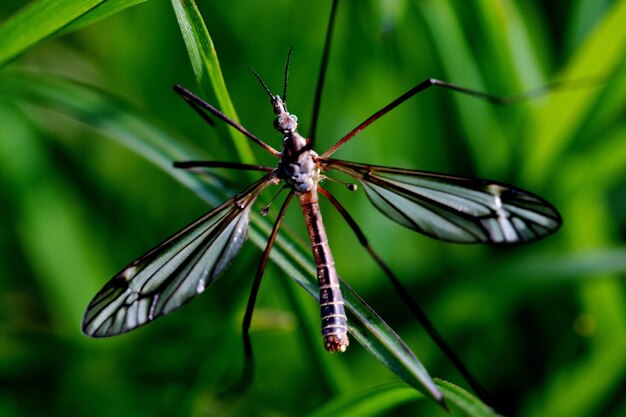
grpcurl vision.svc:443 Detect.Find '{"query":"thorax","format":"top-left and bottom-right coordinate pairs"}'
top-left (279, 131), bottom-right (320, 193)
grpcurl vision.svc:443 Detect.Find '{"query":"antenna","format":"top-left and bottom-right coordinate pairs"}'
top-left (249, 67), bottom-right (273, 99)
top-left (283, 47), bottom-right (293, 103)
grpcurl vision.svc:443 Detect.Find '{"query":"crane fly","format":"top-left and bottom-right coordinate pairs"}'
top-left (81, 3), bottom-right (561, 357)
top-left (81, 71), bottom-right (562, 352)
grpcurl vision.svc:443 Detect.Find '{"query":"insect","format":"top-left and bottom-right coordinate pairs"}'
top-left (82, 2), bottom-right (561, 356)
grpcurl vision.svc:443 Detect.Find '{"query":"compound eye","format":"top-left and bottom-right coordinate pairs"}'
top-left (273, 116), bottom-right (282, 130)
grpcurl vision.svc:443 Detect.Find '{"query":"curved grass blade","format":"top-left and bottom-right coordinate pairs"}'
top-left (325, 159), bottom-right (561, 244)
top-left (61, 0), bottom-right (148, 35)
top-left (344, 281), bottom-right (442, 403)
top-left (2, 72), bottom-right (445, 407)
top-left (416, 0), bottom-right (509, 175)
top-left (0, 71), bottom-right (230, 205)
top-left (472, 0), bottom-right (543, 92)
top-left (304, 383), bottom-right (424, 417)
top-left (170, 0), bottom-right (255, 164)
top-left (436, 379), bottom-right (503, 417)
top-left (0, 0), bottom-right (147, 68)
top-left (525, 0), bottom-right (626, 185)
top-left (250, 215), bottom-right (443, 404)
top-left (305, 379), bottom-right (502, 417)
top-left (0, 0), bottom-right (103, 67)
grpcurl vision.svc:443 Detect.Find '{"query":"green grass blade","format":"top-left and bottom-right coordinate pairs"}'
top-left (524, 0), bottom-right (626, 185)
top-left (3, 71), bottom-right (444, 408)
top-left (0, 0), bottom-right (148, 68)
top-left (0, 101), bottom-right (111, 335)
top-left (0, 71), bottom-right (228, 205)
top-left (305, 379), bottom-right (502, 417)
top-left (473, 0), bottom-right (545, 92)
top-left (255, 224), bottom-right (443, 403)
top-left (416, 0), bottom-right (509, 175)
top-left (305, 383), bottom-right (424, 417)
top-left (436, 379), bottom-right (503, 417)
top-left (170, 0), bottom-right (255, 163)
top-left (60, 0), bottom-right (148, 34)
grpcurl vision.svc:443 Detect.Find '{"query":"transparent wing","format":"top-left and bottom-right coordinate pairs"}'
top-left (82, 175), bottom-right (274, 337)
top-left (324, 159), bottom-right (561, 244)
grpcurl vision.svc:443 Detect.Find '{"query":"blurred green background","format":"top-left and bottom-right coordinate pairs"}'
top-left (1, 0), bottom-right (626, 416)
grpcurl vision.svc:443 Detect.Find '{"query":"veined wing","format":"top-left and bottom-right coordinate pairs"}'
top-left (323, 159), bottom-right (561, 244)
top-left (82, 174), bottom-right (275, 337)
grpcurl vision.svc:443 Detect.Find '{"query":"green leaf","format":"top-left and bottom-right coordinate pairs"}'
top-left (2, 71), bottom-right (444, 407)
top-left (305, 379), bottom-right (503, 417)
top-left (305, 383), bottom-right (424, 417)
top-left (61, 0), bottom-right (148, 34)
top-left (416, 0), bottom-right (510, 175)
top-left (436, 379), bottom-right (503, 417)
top-left (524, 0), bottom-right (626, 185)
top-left (0, 71), bottom-right (227, 205)
top-left (0, 0), bottom-right (147, 68)
top-left (170, 0), bottom-right (256, 164)
top-left (0, 101), bottom-right (111, 335)
top-left (257, 224), bottom-right (443, 403)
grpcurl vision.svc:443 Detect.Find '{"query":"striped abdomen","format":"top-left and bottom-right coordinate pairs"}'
top-left (297, 188), bottom-right (349, 352)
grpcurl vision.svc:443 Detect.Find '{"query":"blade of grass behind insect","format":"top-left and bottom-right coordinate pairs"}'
top-left (474, 0), bottom-right (545, 94)
top-left (431, 247), bottom-right (626, 327)
top-left (524, 0), bottom-right (626, 186)
top-left (60, 0), bottom-right (148, 34)
top-left (305, 380), bottom-right (502, 417)
top-left (251, 217), bottom-right (444, 405)
top-left (566, 0), bottom-right (614, 54)
top-left (529, 136), bottom-right (626, 416)
top-left (304, 383), bottom-right (424, 417)
top-left (0, 71), bottom-right (228, 206)
top-left (415, 0), bottom-right (509, 176)
top-left (170, 0), bottom-right (255, 164)
top-left (3, 71), bottom-right (446, 408)
top-left (515, 7), bottom-right (626, 409)
top-left (278, 259), bottom-right (352, 395)
top-left (558, 125), bottom-right (626, 199)
top-left (0, 0), bottom-right (149, 69)
top-left (0, 0), bottom-right (104, 68)
top-left (435, 379), bottom-right (503, 417)
top-left (0, 101), bottom-right (112, 336)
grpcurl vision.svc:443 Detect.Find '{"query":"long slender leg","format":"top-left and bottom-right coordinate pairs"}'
top-left (232, 191), bottom-right (295, 392)
top-left (321, 77), bottom-right (592, 157)
top-left (173, 84), bottom-right (281, 157)
top-left (317, 186), bottom-right (495, 407)
top-left (309, 0), bottom-right (340, 144)
top-left (177, 93), bottom-right (216, 127)
top-left (173, 160), bottom-right (274, 172)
